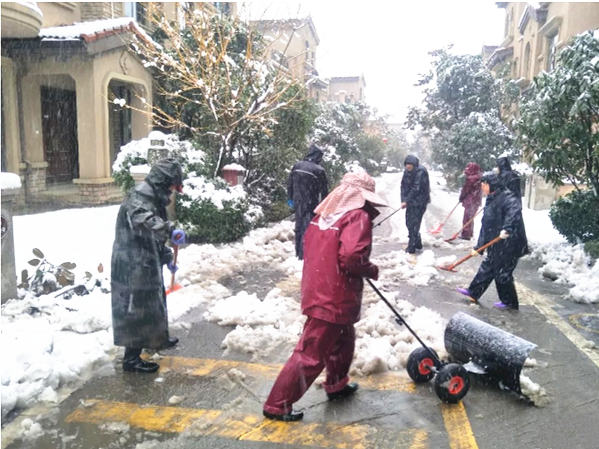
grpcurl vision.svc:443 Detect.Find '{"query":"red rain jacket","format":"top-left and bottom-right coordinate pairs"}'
top-left (459, 162), bottom-right (482, 209)
top-left (301, 207), bottom-right (379, 325)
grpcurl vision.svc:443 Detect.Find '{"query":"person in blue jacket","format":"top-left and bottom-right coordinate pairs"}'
top-left (457, 172), bottom-right (528, 309)
top-left (400, 155), bottom-right (430, 253)
top-left (287, 143), bottom-right (328, 259)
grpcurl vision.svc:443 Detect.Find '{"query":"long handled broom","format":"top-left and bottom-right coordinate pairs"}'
top-left (445, 207), bottom-right (483, 242)
top-left (437, 236), bottom-right (502, 272)
top-left (429, 201), bottom-right (460, 235)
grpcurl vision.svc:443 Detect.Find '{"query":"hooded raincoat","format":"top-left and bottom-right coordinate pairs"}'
top-left (287, 144), bottom-right (329, 259)
top-left (468, 176), bottom-right (528, 308)
top-left (111, 159), bottom-right (182, 349)
top-left (458, 162), bottom-right (482, 239)
top-left (264, 172), bottom-right (383, 416)
top-left (400, 155), bottom-right (430, 252)
top-left (496, 157), bottom-right (522, 200)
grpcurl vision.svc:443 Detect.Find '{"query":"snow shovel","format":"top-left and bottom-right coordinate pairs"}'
top-left (437, 235), bottom-right (502, 272)
top-left (444, 312), bottom-right (537, 395)
top-left (366, 279), bottom-right (470, 403)
top-left (166, 244), bottom-right (183, 295)
top-left (429, 201), bottom-right (460, 235)
top-left (445, 207), bottom-right (483, 243)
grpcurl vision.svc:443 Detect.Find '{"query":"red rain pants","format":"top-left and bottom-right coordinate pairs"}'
top-left (263, 316), bottom-right (355, 415)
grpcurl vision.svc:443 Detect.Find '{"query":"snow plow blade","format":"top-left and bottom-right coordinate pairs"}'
top-left (444, 312), bottom-right (536, 394)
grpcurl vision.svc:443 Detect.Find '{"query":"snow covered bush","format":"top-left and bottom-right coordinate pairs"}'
top-left (549, 189), bottom-right (599, 244)
top-left (176, 174), bottom-right (258, 243)
top-left (112, 130), bottom-right (197, 192)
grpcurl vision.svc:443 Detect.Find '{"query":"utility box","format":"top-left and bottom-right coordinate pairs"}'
top-left (222, 163), bottom-right (246, 186)
top-left (1, 173), bottom-right (22, 303)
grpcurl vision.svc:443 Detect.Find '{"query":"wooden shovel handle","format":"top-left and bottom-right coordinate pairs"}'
top-left (448, 207), bottom-right (483, 240)
top-left (448, 236), bottom-right (502, 270)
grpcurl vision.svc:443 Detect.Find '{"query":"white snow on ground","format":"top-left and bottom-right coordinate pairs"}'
top-left (2, 171), bottom-right (595, 420)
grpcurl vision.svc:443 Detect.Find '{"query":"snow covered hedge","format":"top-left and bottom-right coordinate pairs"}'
top-left (112, 131), bottom-right (262, 243)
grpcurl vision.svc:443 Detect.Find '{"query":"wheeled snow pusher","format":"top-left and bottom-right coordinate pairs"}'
top-left (367, 280), bottom-right (471, 403)
top-left (367, 280), bottom-right (538, 403)
top-left (444, 312), bottom-right (537, 395)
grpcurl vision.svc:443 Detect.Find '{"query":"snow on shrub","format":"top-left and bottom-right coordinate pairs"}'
top-left (112, 131), bottom-right (197, 192)
top-left (112, 132), bottom-right (261, 243)
top-left (177, 174), bottom-right (260, 243)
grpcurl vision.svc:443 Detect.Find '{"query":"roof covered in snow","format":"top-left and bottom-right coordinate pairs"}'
top-left (39, 17), bottom-right (151, 44)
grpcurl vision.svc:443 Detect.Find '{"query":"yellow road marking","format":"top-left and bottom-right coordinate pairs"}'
top-left (154, 356), bottom-right (416, 393)
top-left (66, 399), bottom-right (426, 449)
top-left (440, 402), bottom-right (479, 449)
top-left (568, 313), bottom-right (599, 335)
top-left (518, 283), bottom-right (599, 369)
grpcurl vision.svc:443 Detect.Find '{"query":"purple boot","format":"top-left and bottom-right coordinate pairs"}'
top-left (456, 287), bottom-right (478, 304)
top-left (493, 301), bottom-right (508, 309)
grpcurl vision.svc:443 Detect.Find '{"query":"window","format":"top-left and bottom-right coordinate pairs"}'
top-left (124, 2), bottom-right (146, 26)
top-left (523, 42), bottom-right (531, 79)
top-left (546, 32), bottom-right (559, 71)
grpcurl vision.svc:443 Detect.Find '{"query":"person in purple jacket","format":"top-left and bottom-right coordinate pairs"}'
top-left (458, 162), bottom-right (483, 240)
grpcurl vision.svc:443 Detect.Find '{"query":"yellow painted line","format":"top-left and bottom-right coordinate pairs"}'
top-left (440, 402), bottom-right (478, 449)
top-left (518, 283), bottom-right (599, 369)
top-left (153, 356), bottom-right (416, 393)
top-left (568, 313), bottom-right (599, 335)
top-left (66, 399), bottom-right (426, 449)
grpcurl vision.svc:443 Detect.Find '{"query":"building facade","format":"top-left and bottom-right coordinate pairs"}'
top-left (487, 2), bottom-right (599, 209)
top-left (252, 17), bottom-right (327, 101)
top-left (1, 2), bottom-right (226, 209)
top-left (327, 75), bottom-right (366, 104)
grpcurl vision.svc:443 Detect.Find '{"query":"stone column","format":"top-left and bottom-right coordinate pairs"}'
top-left (1, 182), bottom-right (22, 303)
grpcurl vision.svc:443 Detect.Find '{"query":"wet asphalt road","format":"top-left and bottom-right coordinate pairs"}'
top-left (3, 209), bottom-right (599, 449)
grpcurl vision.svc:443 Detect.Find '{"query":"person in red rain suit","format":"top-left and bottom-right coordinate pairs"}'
top-left (458, 162), bottom-right (482, 240)
top-left (262, 171), bottom-right (389, 421)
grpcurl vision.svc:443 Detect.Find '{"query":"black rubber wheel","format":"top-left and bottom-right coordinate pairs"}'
top-left (434, 363), bottom-right (470, 403)
top-left (406, 347), bottom-right (439, 383)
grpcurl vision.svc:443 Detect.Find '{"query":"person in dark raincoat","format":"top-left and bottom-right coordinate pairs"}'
top-left (287, 143), bottom-right (328, 259)
top-left (400, 154), bottom-right (430, 253)
top-left (456, 172), bottom-right (528, 310)
top-left (496, 156), bottom-right (522, 200)
top-left (263, 171), bottom-right (388, 421)
top-left (458, 162), bottom-right (482, 240)
top-left (111, 158), bottom-right (186, 373)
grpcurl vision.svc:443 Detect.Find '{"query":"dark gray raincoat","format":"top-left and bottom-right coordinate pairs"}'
top-left (111, 159), bottom-right (182, 349)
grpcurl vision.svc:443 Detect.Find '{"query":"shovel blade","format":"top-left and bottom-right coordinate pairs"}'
top-left (437, 265), bottom-right (458, 272)
top-left (166, 284), bottom-right (183, 295)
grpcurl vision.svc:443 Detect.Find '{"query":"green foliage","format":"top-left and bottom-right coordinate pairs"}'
top-left (433, 112), bottom-right (515, 176)
top-left (176, 197), bottom-right (251, 244)
top-left (113, 155), bottom-right (146, 192)
top-left (584, 240), bottom-right (599, 261)
top-left (406, 49), bottom-right (519, 181)
top-left (549, 189), bottom-right (599, 244)
top-left (517, 31), bottom-right (599, 195)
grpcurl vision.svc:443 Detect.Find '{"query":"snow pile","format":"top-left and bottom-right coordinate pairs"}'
top-left (376, 249), bottom-right (441, 286)
top-left (353, 292), bottom-right (447, 376)
top-left (0, 172), bottom-right (22, 190)
top-left (1, 291), bottom-right (115, 419)
top-left (523, 208), bottom-right (599, 304)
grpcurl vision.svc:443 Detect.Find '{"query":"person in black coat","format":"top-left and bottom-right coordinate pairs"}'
top-left (457, 172), bottom-right (528, 310)
top-left (111, 158), bottom-right (186, 373)
top-left (400, 154), bottom-right (430, 253)
top-left (287, 143), bottom-right (328, 259)
top-left (496, 156), bottom-right (522, 200)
